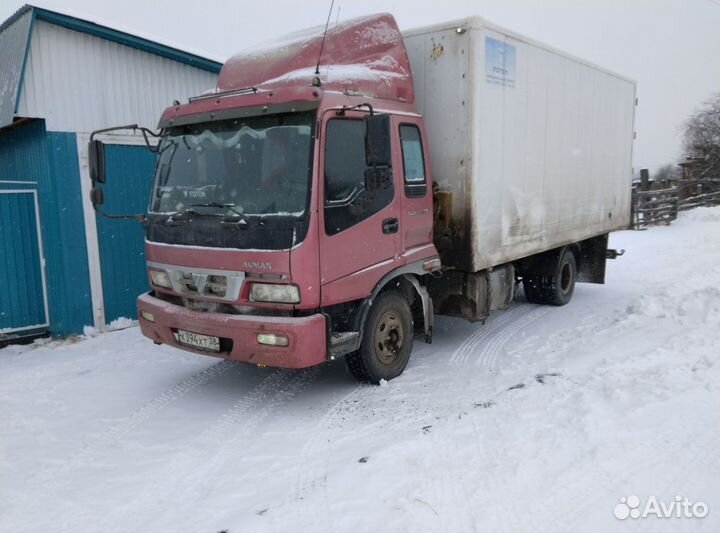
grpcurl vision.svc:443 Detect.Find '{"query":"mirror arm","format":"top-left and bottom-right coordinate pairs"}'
top-left (90, 124), bottom-right (138, 141)
top-left (90, 124), bottom-right (160, 152)
top-left (139, 127), bottom-right (161, 153)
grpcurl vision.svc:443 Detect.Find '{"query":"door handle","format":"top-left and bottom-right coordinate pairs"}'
top-left (382, 217), bottom-right (399, 234)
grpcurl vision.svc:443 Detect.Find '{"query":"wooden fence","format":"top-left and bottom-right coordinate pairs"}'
top-left (631, 178), bottom-right (720, 229)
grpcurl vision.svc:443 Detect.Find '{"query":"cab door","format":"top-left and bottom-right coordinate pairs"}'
top-left (318, 112), bottom-right (402, 306)
top-left (394, 118), bottom-right (434, 254)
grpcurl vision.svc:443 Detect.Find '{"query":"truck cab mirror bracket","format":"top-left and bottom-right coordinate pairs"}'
top-left (90, 123), bottom-right (160, 153)
top-left (336, 102), bottom-right (374, 117)
top-left (87, 123), bottom-right (157, 223)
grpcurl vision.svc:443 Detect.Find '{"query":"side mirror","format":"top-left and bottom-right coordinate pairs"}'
top-left (89, 139), bottom-right (106, 184)
top-left (364, 113), bottom-right (392, 167)
top-left (90, 187), bottom-right (105, 206)
top-left (85, 125), bottom-right (149, 223)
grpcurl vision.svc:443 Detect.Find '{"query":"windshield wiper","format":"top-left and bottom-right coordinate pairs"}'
top-left (188, 202), bottom-right (247, 218)
top-left (163, 207), bottom-right (200, 222)
top-left (162, 202), bottom-right (269, 227)
top-left (162, 207), bottom-right (250, 228)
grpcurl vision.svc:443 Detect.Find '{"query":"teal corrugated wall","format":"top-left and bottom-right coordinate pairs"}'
top-left (0, 191), bottom-right (46, 330)
top-left (0, 120), bottom-right (92, 335)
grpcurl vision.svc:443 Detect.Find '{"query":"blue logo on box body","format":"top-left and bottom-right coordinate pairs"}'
top-left (485, 37), bottom-right (516, 88)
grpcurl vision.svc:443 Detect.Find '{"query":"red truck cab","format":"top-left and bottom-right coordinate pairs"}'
top-left (136, 14), bottom-right (440, 382)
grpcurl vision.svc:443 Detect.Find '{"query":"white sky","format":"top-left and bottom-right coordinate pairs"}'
top-left (3, 0), bottom-right (720, 171)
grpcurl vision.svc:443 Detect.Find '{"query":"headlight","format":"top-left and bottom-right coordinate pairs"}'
top-left (149, 269), bottom-right (172, 289)
top-left (250, 283), bottom-right (300, 304)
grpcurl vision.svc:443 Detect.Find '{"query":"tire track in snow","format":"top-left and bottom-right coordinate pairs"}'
top-left (418, 305), bottom-right (551, 532)
top-left (276, 378), bottom-right (422, 530)
top-left (7, 359), bottom-right (240, 527)
top-left (476, 307), bottom-right (551, 370)
top-left (90, 360), bottom-right (238, 444)
top-left (272, 305), bottom-right (552, 532)
top-left (450, 305), bottom-right (536, 365)
top-left (282, 307), bottom-right (548, 529)
top-left (279, 384), bottom-right (368, 530)
top-left (18, 359), bottom-right (236, 491)
top-left (107, 366), bottom-right (320, 533)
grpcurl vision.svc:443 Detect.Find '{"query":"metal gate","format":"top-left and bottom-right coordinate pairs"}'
top-left (95, 144), bottom-right (155, 323)
top-left (0, 189), bottom-right (49, 335)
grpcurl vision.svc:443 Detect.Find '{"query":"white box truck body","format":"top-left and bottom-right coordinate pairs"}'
top-left (403, 17), bottom-right (636, 272)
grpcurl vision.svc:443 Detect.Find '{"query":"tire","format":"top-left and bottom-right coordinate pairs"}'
top-left (523, 248), bottom-right (577, 306)
top-left (346, 291), bottom-right (414, 384)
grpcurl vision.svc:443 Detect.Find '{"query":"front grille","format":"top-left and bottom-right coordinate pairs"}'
top-left (147, 261), bottom-right (244, 302)
top-left (176, 272), bottom-right (228, 298)
top-left (178, 273), bottom-right (198, 293)
top-left (206, 275), bottom-right (227, 297)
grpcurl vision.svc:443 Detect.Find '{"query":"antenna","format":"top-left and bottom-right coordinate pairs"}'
top-left (327, 4), bottom-right (341, 78)
top-left (315, 0), bottom-right (336, 75)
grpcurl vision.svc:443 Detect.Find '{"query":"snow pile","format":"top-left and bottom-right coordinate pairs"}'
top-left (82, 317), bottom-right (138, 338)
top-left (1, 206), bottom-right (719, 533)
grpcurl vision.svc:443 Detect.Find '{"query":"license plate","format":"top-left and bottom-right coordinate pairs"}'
top-left (175, 329), bottom-right (220, 352)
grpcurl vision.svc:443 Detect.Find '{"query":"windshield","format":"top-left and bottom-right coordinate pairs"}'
top-left (150, 111), bottom-right (315, 217)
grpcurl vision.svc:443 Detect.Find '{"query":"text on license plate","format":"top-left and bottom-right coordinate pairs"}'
top-left (175, 329), bottom-right (220, 352)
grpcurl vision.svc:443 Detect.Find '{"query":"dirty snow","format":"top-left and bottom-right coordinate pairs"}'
top-left (2, 207), bottom-right (720, 533)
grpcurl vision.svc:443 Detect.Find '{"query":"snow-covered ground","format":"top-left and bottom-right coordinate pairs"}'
top-left (2, 208), bottom-right (719, 533)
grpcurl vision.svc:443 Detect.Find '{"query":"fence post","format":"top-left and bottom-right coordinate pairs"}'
top-left (640, 168), bottom-right (650, 191)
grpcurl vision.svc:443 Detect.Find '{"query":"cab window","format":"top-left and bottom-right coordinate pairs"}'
top-left (324, 119), bottom-right (394, 235)
top-left (399, 124), bottom-right (427, 197)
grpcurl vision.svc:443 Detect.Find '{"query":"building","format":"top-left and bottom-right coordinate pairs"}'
top-left (0, 5), bottom-right (221, 340)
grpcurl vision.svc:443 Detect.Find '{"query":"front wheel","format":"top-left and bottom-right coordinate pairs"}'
top-left (346, 291), bottom-right (414, 384)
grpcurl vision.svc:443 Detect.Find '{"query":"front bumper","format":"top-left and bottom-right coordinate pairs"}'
top-left (137, 293), bottom-right (327, 369)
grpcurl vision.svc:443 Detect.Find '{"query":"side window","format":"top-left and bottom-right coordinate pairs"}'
top-left (399, 124), bottom-right (427, 197)
top-left (324, 119), bottom-right (394, 235)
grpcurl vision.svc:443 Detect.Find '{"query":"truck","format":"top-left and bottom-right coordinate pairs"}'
top-left (88, 14), bottom-right (636, 384)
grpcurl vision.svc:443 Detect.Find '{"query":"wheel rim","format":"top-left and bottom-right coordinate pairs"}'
top-left (560, 261), bottom-right (573, 293)
top-left (373, 310), bottom-right (404, 365)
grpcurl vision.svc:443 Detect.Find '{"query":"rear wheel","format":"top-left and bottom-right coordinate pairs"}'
top-left (523, 248), bottom-right (577, 306)
top-left (346, 291), bottom-right (413, 384)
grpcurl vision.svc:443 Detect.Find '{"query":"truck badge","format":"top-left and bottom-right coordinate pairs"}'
top-left (242, 261), bottom-right (272, 270)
